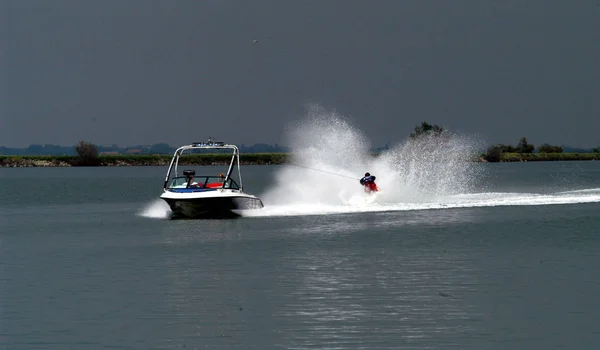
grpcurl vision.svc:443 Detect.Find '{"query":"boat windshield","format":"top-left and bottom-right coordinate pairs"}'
top-left (167, 175), bottom-right (240, 190)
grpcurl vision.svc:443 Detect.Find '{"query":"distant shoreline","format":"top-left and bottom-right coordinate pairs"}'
top-left (0, 154), bottom-right (290, 168)
top-left (487, 152), bottom-right (600, 162)
top-left (1, 152), bottom-right (599, 168)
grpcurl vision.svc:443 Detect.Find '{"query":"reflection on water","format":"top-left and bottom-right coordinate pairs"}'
top-left (276, 231), bottom-right (483, 348)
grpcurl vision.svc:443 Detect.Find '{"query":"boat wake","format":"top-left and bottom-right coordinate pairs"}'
top-left (242, 188), bottom-right (600, 218)
top-left (241, 105), bottom-right (600, 218)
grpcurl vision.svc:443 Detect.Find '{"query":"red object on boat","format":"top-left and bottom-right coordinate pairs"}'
top-left (205, 183), bottom-right (223, 189)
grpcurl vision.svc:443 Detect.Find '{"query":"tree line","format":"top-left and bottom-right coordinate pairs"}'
top-left (483, 137), bottom-right (600, 162)
top-left (408, 122), bottom-right (599, 162)
top-left (0, 142), bottom-right (292, 156)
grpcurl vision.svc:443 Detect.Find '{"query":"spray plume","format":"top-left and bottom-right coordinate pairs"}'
top-left (258, 105), bottom-right (486, 214)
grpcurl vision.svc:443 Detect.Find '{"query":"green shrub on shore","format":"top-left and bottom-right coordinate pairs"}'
top-left (516, 137), bottom-right (535, 153)
top-left (484, 146), bottom-right (502, 162)
top-left (74, 141), bottom-right (101, 166)
top-left (537, 144), bottom-right (564, 153)
top-left (0, 155), bottom-right (75, 167)
top-left (409, 122), bottom-right (445, 139)
top-left (501, 152), bottom-right (600, 162)
top-left (96, 155), bottom-right (169, 166)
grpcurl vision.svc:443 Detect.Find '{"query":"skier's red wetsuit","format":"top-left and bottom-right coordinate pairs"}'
top-left (359, 174), bottom-right (378, 193)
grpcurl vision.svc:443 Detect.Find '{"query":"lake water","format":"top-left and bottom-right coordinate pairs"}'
top-left (1, 162), bottom-right (600, 349)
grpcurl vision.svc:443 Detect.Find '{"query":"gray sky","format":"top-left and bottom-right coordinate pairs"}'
top-left (2, 0), bottom-right (599, 148)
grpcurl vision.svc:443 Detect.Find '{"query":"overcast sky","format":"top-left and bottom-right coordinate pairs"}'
top-left (2, 0), bottom-right (599, 148)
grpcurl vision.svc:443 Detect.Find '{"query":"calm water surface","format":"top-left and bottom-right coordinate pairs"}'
top-left (1, 162), bottom-right (600, 349)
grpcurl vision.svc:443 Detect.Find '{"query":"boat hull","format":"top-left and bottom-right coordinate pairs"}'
top-left (161, 194), bottom-right (264, 219)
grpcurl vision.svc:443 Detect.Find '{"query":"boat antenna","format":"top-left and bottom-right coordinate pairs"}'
top-left (288, 162), bottom-right (359, 180)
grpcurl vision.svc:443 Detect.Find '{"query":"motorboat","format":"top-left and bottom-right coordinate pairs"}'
top-left (159, 139), bottom-right (264, 218)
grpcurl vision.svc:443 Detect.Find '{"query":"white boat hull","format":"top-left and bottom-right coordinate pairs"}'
top-left (160, 190), bottom-right (263, 218)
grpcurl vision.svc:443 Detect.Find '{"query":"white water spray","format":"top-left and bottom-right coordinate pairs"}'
top-left (139, 199), bottom-right (171, 219)
top-left (243, 106), bottom-right (600, 218)
top-left (247, 106), bottom-right (485, 216)
top-left (375, 131), bottom-right (486, 202)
